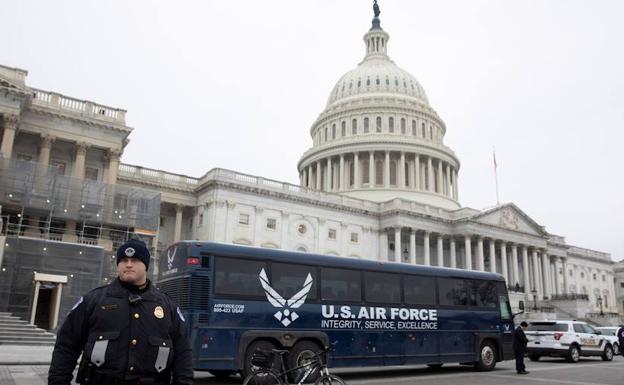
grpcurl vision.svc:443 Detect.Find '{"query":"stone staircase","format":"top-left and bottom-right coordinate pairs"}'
top-left (0, 312), bottom-right (56, 345)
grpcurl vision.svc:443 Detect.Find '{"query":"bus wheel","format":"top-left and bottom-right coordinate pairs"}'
top-left (288, 341), bottom-right (322, 383)
top-left (475, 341), bottom-right (497, 371)
top-left (208, 370), bottom-right (237, 378)
top-left (244, 340), bottom-right (278, 379)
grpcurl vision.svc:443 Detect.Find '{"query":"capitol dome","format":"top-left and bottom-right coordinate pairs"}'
top-left (297, 9), bottom-right (461, 211)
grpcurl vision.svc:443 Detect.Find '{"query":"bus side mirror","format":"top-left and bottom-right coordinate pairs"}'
top-left (518, 301), bottom-right (525, 311)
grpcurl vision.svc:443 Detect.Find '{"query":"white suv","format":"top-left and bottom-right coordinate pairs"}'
top-left (595, 326), bottom-right (620, 355)
top-left (525, 320), bottom-right (615, 363)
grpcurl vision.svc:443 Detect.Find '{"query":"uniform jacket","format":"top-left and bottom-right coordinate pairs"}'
top-left (618, 327), bottom-right (624, 346)
top-left (48, 278), bottom-right (193, 385)
top-left (512, 326), bottom-right (528, 353)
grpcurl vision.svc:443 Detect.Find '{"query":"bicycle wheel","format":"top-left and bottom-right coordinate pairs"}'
top-left (314, 374), bottom-right (347, 385)
top-left (243, 369), bottom-right (283, 385)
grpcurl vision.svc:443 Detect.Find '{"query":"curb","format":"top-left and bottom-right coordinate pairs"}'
top-left (0, 361), bottom-right (51, 366)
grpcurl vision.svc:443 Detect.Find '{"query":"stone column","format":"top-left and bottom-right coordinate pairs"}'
top-left (399, 152), bottom-right (406, 188)
top-left (0, 115), bottom-right (18, 159)
top-left (409, 229), bottom-right (416, 265)
top-left (107, 149), bottom-right (121, 185)
top-left (326, 157), bottom-right (332, 191)
top-left (500, 241), bottom-right (508, 284)
top-left (384, 151), bottom-right (390, 187)
top-left (522, 246), bottom-right (530, 293)
top-left (415, 155), bottom-right (421, 190)
top-left (339, 154), bottom-right (345, 190)
top-left (553, 257), bottom-right (561, 296)
top-left (437, 234), bottom-right (444, 267)
top-left (464, 234), bottom-right (472, 270)
top-left (561, 257), bottom-right (568, 294)
top-left (511, 244), bottom-right (520, 288)
top-left (532, 249), bottom-right (541, 297)
top-left (437, 161), bottom-right (443, 194)
top-left (353, 152), bottom-right (360, 188)
top-left (427, 157), bottom-right (434, 192)
top-left (379, 229), bottom-right (388, 261)
top-left (174, 204), bottom-right (183, 242)
top-left (394, 226), bottom-right (402, 262)
top-left (489, 239), bottom-right (497, 273)
top-left (450, 237), bottom-right (457, 268)
top-left (72, 142), bottom-right (88, 179)
top-left (452, 169), bottom-right (458, 199)
top-left (423, 231), bottom-right (430, 266)
top-left (368, 152), bottom-right (374, 187)
top-left (476, 236), bottom-right (485, 271)
top-left (445, 164), bottom-right (451, 197)
top-left (316, 161), bottom-right (322, 190)
top-left (38, 135), bottom-right (55, 166)
top-left (541, 250), bottom-right (551, 299)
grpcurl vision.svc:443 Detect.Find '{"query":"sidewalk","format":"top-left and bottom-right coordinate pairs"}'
top-left (0, 345), bottom-right (54, 365)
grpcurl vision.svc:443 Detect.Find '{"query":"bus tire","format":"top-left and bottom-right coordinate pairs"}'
top-left (208, 370), bottom-right (237, 378)
top-left (244, 340), bottom-right (278, 379)
top-left (242, 369), bottom-right (283, 385)
top-left (288, 340), bottom-right (322, 383)
top-left (475, 341), bottom-right (497, 371)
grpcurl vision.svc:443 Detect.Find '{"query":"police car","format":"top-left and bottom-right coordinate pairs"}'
top-left (595, 326), bottom-right (620, 355)
top-left (525, 320), bottom-right (615, 362)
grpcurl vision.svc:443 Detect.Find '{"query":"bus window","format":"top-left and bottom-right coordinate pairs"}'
top-left (270, 263), bottom-right (317, 300)
top-left (475, 281), bottom-right (497, 308)
top-left (320, 268), bottom-right (361, 302)
top-left (438, 278), bottom-right (468, 307)
top-left (214, 257), bottom-right (266, 297)
top-left (364, 272), bottom-right (400, 304)
top-left (403, 275), bottom-right (436, 305)
top-left (496, 282), bottom-right (512, 320)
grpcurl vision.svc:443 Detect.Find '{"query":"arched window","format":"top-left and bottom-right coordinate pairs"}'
top-left (400, 118), bottom-right (406, 134)
top-left (376, 116), bottom-right (382, 132)
top-left (362, 160), bottom-right (370, 184)
top-left (376, 77), bottom-right (380, 85)
top-left (341, 121), bottom-right (346, 137)
top-left (349, 161), bottom-right (354, 187)
top-left (352, 119), bottom-right (357, 135)
top-left (412, 120), bottom-right (416, 135)
top-left (421, 122), bottom-right (426, 138)
top-left (332, 124), bottom-right (336, 139)
top-left (325, 127), bottom-right (328, 141)
top-left (364, 117), bottom-right (369, 133)
top-left (375, 160), bottom-right (383, 186)
top-left (429, 126), bottom-right (433, 139)
top-left (388, 117), bottom-right (394, 133)
top-left (366, 78), bottom-right (370, 86)
top-left (390, 161), bottom-right (397, 185)
top-left (357, 79), bottom-right (361, 88)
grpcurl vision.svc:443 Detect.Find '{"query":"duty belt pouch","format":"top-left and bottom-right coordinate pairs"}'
top-left (155, 346), bottom-right (170, 373)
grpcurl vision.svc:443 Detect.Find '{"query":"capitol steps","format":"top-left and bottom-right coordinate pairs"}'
top-left (0, 312), bottom-right (57, 346)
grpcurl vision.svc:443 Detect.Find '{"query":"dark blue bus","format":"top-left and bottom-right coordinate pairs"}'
top-left (157, 241), bottom-right (514, 379)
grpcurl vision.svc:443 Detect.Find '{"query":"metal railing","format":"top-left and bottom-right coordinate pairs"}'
top-left (550, 293), bottom-right (589, 301)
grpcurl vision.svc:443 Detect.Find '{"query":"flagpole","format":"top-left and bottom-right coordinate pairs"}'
top-left (493, 146), bottom-right (500, 206)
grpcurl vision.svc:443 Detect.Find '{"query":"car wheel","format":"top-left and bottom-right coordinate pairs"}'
top-left (566, 345), bottom-right (580, 363)
top-left (613, 343), bottom-right (619, 355)
top-left (528, 354), bottom-right (541, 362)
top-left (601, 345), bottom-right (614, 361)
top-left (475, 341), bottom-right (497, 371)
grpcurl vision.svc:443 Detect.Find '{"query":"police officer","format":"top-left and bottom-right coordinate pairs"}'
top-left (512, 321), bottom-right (529, 375)
top-left (48, 239), bottom-right (193, 385)
top-left (618, 324), bottom-right (624, 358)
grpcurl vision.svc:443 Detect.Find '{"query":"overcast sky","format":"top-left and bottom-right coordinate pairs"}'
top-left (3, 0), bottom-right (623, 261)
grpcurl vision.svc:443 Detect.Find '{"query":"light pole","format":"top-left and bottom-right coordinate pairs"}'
top-left (597, 296), bottom-right (604, 316)
top-left (531, 289), bottom-right (538, 311)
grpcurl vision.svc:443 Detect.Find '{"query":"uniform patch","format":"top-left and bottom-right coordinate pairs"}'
top-left (154, 305), bottom-right (164, 319)
top-left (71, 297), bottom-right (83, 311)
top-left (177, 307), bottom-right (185, 322)
top-left (100, 304), bottom-right (118, 310)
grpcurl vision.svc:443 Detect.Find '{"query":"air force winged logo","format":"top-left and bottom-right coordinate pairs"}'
top-left (167, 248), bottom-right (176, 270)
top-left (259, 268), bottom-right (312, 327)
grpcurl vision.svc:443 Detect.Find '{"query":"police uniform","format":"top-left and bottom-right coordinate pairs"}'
top-left (618, 326), bottom-right (624, 357)
top-left (48, 240), bottom-right (193, 385)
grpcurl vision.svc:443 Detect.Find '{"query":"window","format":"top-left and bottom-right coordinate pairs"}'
top-left (438, 278), bottom-right (468, 307)
top-left (332, 124), bottom-right (336, 139)
top-left (350, 232), bottom-right (358, 243)
top-left (363, 117), bottom-right (369, 133)
top-left (239, 213), bottom-right (249, 225)
top-left (468, 280), bottom-right (498, 308)
top-left (583, 324), bottom-right (597, 334)
top-left (400, 118), bottom-right (406, 134)
top-left (375, 77), bottom-right (380, 85)
top-left (17, 154), bottom-right (33, 161)
top-left (580, 272), bottom-right (585, 278)
top-left (321, 268), bottom-right (361, 302)
top-left (497, 282), bottom-right (512, 320)
top-left (328, 228), bottom-right (337, 240)
top-left (529, 323), bottom-right (569, 332)
top-left (266, 218), bottom-right (277, 230)
top-left (569, 270), bottom-right (573, 277)
top-left (602, 275), bottom-right (606, 282)
top-left (573, 324), bottom-right (585, 333)
top-left (214, 257), bottom-right (266, 296)
top-left (341, 121), bottom-right (346, 137)
top-left (388, 117), bottom-right (394, 133)
top-left (85, 167), bottom-right (99, 181)
top-left (198, 214), bottom-right (203, 225)
top-left (412, 120), bottom-right (416, 135)
top-left (376, 116), bottom-right (382, 132)
top-left (366, 78), bottom-right (370, 86)
top-left (403, 275), bottom-right (436, 305)
top-left (375, 160), bottom-right (383, 185)
top-left (271, 263), bottom-right (317, 300)
top-left (351, 119), bottom-right (357, 135)
top-left (365, 272), bottom-right (400, 304)
top-left (51, 161), bottom-right (66, 175)
top-left (620, 283), bottom-right (624, 288)
top-left (421, 122), bottom-right (426, 138)
top-left (159, 216), bottom-right (165, 226)
top-left (324, 127), bottom-right (328, 141)
top-left (593, 273), bottom-right (597, 280)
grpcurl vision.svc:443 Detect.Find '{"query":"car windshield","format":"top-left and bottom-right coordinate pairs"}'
top-left (528, 323), bottom-right (568, 332)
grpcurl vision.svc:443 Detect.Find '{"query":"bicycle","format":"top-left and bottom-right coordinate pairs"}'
top-left (242, 343), bottom-right (346, 385)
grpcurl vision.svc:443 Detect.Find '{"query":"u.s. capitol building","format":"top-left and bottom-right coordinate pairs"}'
top-left (0, 6), bottom-right (621, 333)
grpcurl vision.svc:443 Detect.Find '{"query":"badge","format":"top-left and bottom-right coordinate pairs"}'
top-left (154, 305), bottom-right (164, 319)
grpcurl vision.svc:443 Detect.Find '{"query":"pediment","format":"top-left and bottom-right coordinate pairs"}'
top-left (470, 204), bottom-right (546, 236)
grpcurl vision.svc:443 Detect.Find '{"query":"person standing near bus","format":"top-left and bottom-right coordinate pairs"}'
top-left (48, 239), bottom-right (193, 385)
top-left (618, 324), bottom-right (624, 357)
top-left (512, 321), bottom-right (529, 375)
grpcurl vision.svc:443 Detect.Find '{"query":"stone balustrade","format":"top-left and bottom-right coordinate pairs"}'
top-left (31, 88), bottom-right (126, 124)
